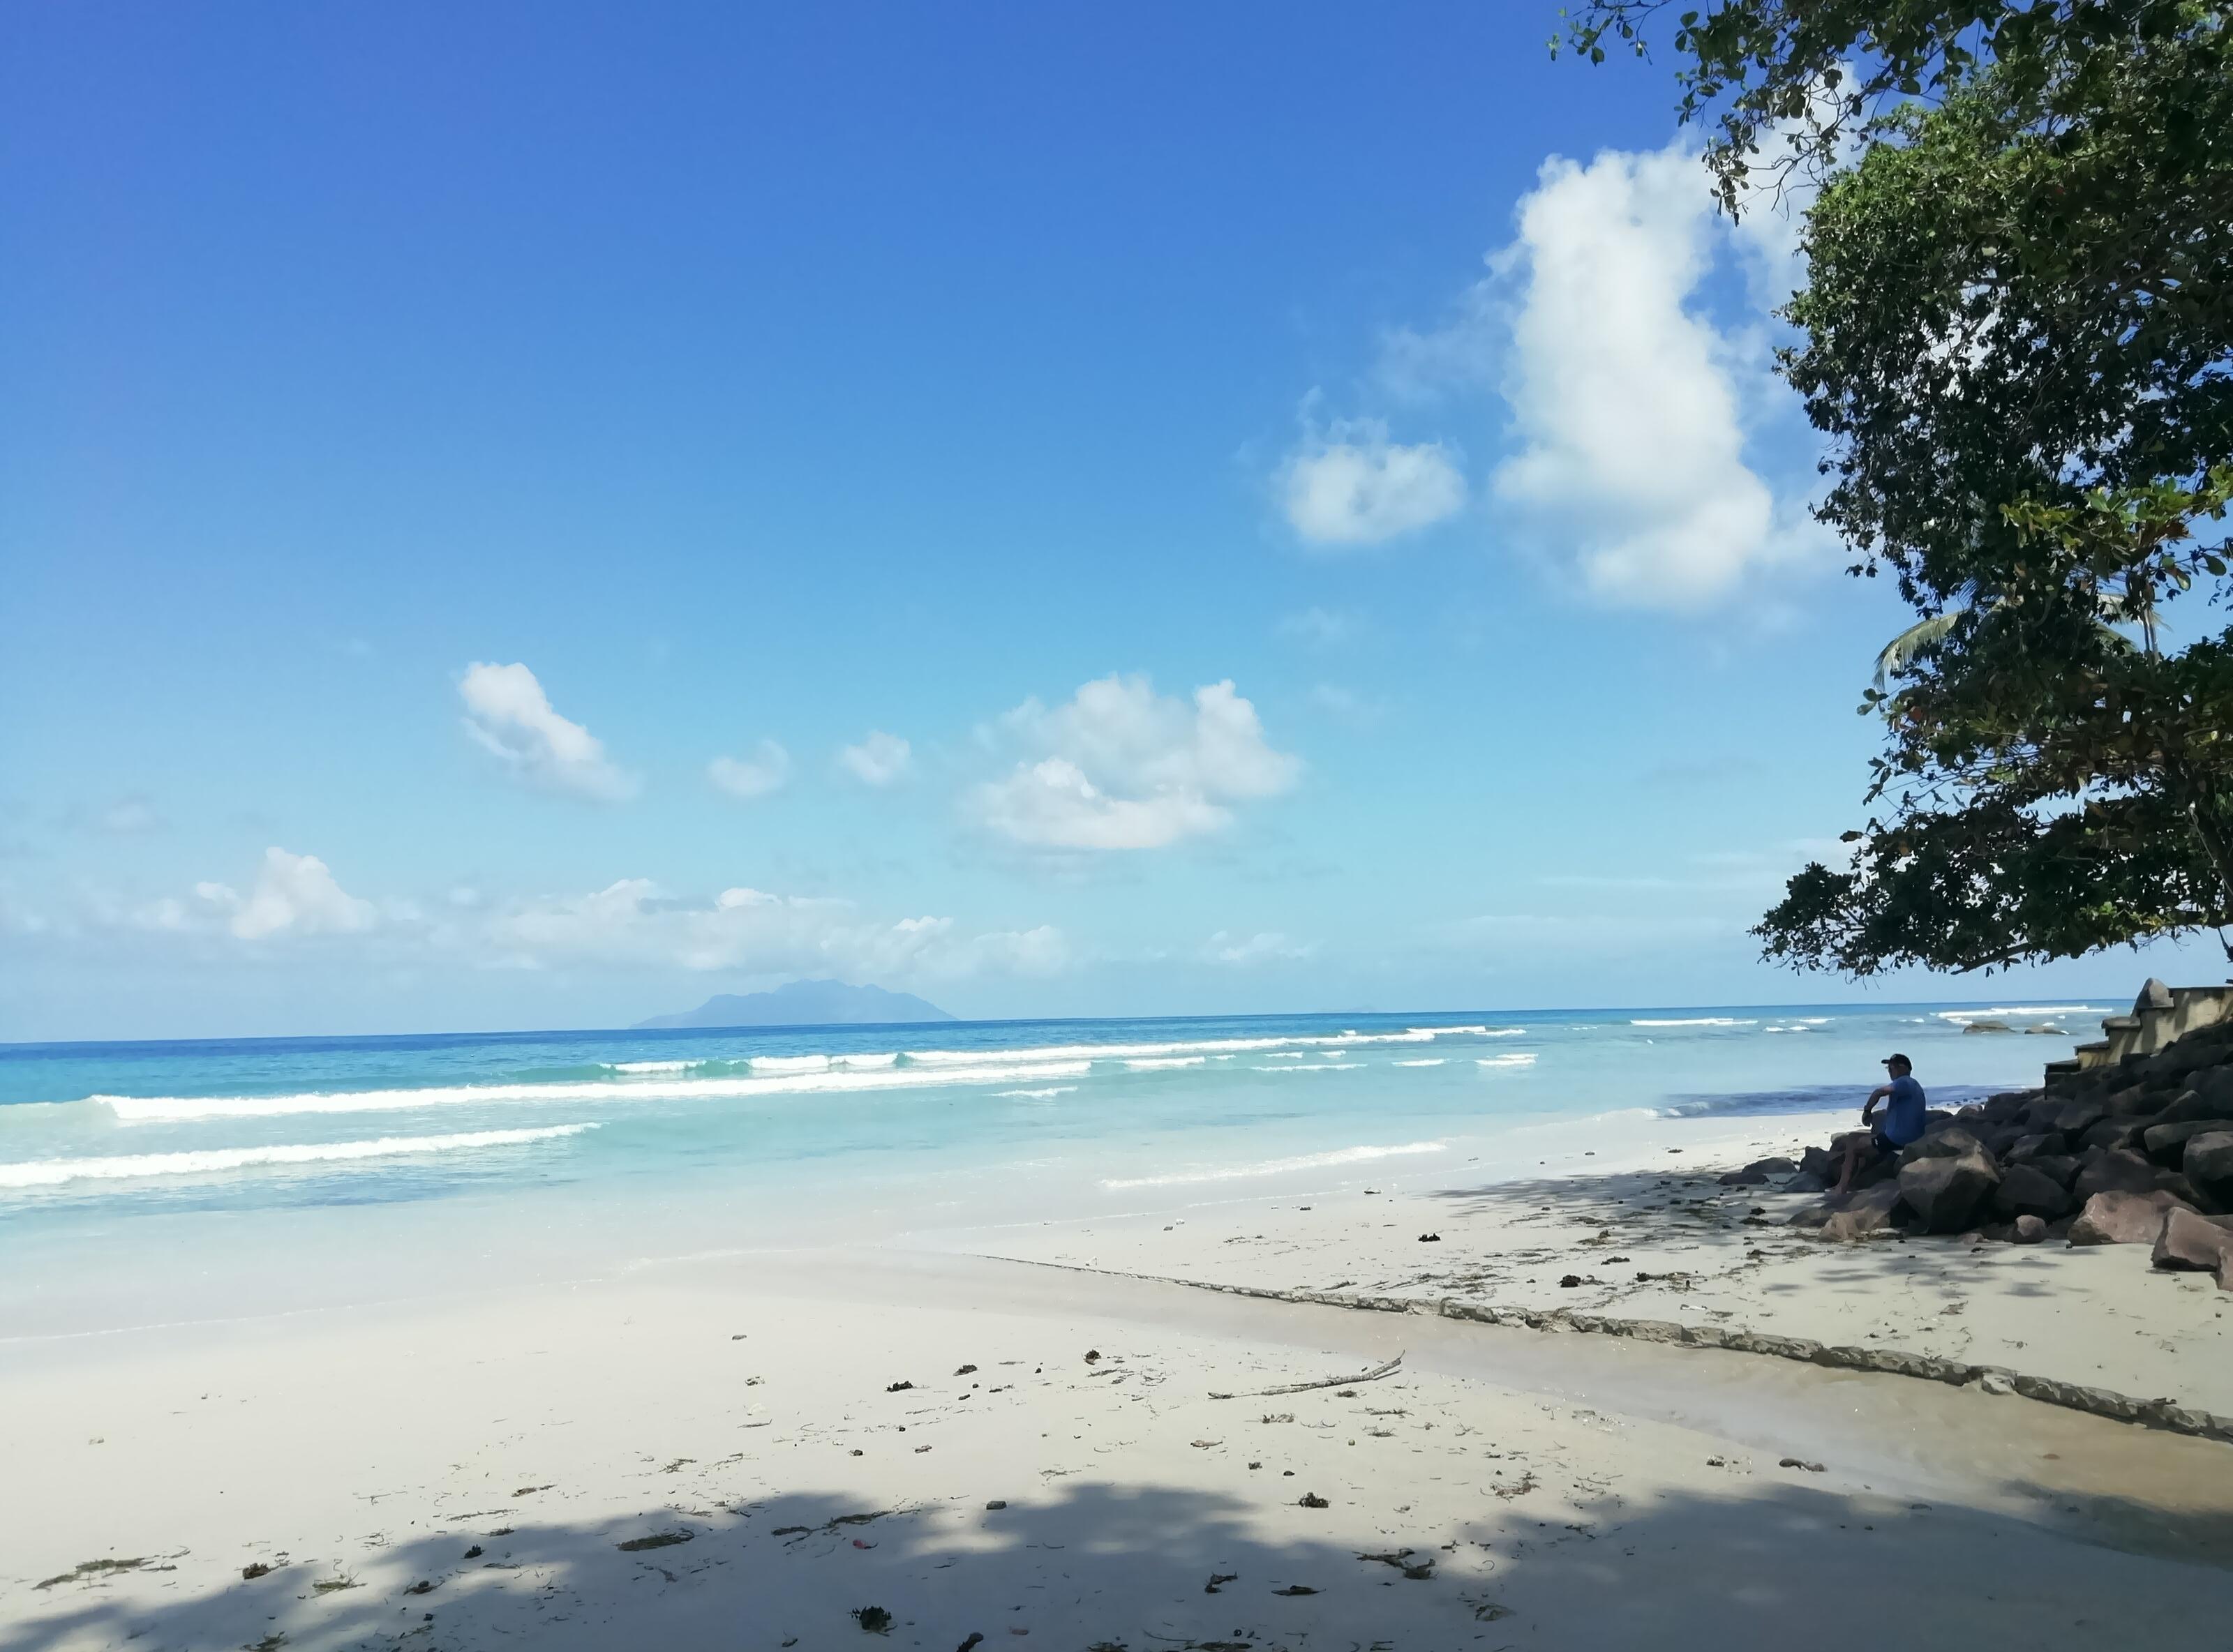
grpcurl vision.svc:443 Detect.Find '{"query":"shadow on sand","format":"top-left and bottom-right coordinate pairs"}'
top-left (13, 1464), bottom-right (2233, 1652)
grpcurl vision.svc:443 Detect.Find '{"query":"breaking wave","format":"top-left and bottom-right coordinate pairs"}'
top-left (92, 1061), bottom-right (1095, 1123)
top-left (0, 1124), bottom-right (597, 1189)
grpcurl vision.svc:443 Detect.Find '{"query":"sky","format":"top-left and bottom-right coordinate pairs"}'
top-left (1, 2), bottom-right (2213, 1041)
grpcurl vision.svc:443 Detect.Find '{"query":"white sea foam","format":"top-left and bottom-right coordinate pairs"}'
top-left (902, 1026), bottom-right (1502, 1068)
top-left (994, 1086), bottom-right (1077, 1100)
top-left (1250, 1062), bottom-right (1365, 1072)
top-left (0, 1124), bottom-right (597, 1189)
top-left (1101, 1140), bottom-right (1445, 1190)
top-left (1394, 1058), bottom-right (1445, 1067)
top-left (94, 1060), bottom-right (1096, 1123)
top-left (1630, 1018), bottom-right (1756, 1027)
top-left (1933, 1006), bottom-right (2101, 1023)
top-left (608, 1060), bottom-right (698, 1073)
top-left (1477, 1053), bottom-right (1537, 1068)
top-left (1126, 1056), bottom-right (1206, 1070)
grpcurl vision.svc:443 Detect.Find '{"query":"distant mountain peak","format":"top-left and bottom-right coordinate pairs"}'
top-left (634, 979), bottom-right (953, 1030)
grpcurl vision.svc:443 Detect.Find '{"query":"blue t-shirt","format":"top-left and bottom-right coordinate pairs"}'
top-left (1878, 1074), bottom-right (1927, 1145)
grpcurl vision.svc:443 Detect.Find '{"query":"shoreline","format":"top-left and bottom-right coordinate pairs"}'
top-left (7, 1113), bottom-right (2232, 1649)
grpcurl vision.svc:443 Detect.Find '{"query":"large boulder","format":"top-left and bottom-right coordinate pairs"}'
top-left (2056, 1098), bottom-right (2109, 1137)
top-left (2193, 1067), bottom-right (2233, 1113)
top-left (1992, 1163), bottom-right (2071, 1223)
top-left (2187, 1132), bottom-right (2233, 1214)
top-left (2025, 1154), bottom-right (2082, 1189)
top-left (1821, 1182), bottom-right (1905, 1243)
top-left (2072, 1147), bottom-right (2163, 1203)
top-left (2006, 1131), bottom-right (2068, 1164)
top-left (2067, 1189), bottom-right (2192, 1245)
top-left (2151, 1207), bottom-right (2233, 1275)
top-left (2155, 1088), bottom-right (2220, 1126)
top-left (2141, 1118), bottom-right (2233, 1167)
top-left (1899, 1149), bottom-right (2001, 1234)
top-left (2078, 1118), bottom-right (2148, 1153)
top-left (1903, 1126), bottom-right (1987, 1164)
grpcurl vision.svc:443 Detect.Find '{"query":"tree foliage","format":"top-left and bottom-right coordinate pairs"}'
top-left (1566, 3), bottom-right (2233, 973)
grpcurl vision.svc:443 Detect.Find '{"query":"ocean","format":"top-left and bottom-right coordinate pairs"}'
top-left (0, 1000), bottom-right (2101, 1338)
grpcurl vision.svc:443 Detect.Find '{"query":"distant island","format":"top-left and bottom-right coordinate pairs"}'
top-left (633, 979), bottom-right (955, 1030)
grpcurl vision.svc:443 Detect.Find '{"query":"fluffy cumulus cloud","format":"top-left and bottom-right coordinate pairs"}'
top-left (1279, 416), bottom-right (1467, 547)
top-left (971, 675), bottom-right (1299, 852)
top-left (708, 739), bottom-right (792, 801)
top-left (1488, 139), bottom-right (1822, 607)
top-left (484, 879), bottom-right (1066, 981)
top-left (458, 661), bottom-right (636, 802)
top-left (838, 730), bottom-right (912, 786)
top-left (188, 848), bottom-right (378, 941)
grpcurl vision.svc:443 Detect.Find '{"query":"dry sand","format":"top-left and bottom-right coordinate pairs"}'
top-left (6, 1115), bottom-right (2231, 1651)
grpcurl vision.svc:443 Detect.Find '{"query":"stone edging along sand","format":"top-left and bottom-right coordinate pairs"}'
top-left (985, 1255), bottom-right (2233, 1447)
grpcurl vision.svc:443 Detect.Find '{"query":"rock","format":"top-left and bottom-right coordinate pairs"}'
top-left (2151, 1207), bottom-right (2233, 1272)
top-left (2012, 1214), bottom-right (2047, 1244)
top-left (1821, 1182), bottom-right (1904, 1242)
top-left (1718, 1157), bottom-right (1795, 1185)
top-left (1798, 1146), bottom-right (1834, 1180)
top-left (1903, 1126), bottom-right (1987, 1164)
top-left (2072, 1147), bottom-right (2162, 1203)
top-left (2024, 1023), bottom-right (2068, 1035)
top-left (1982, 1091), bottom-right (2033, 1122)
top-left (2187, 1131), bottom-right (2233, 1213)
top-left (2198, 1067), bottom-right (2233, 1113)
top-left (2080, 1118), bottom-right (2149, 1153)
top-left (2142, 1118), bottom-right (2233, 1166)
top-left (2055, 1099), bottom-right (2109, 1138)
top-left (2067, 1189), bottom-right (2193, 1245)
top-left (2105, 1084), bottom-right (2160, 1117)
top-left (2006, 1132), bottom-right (2068, 1164)
top-left (2026, 1153), bottom-right (2082, 1188)
top-left (1782, 1171), bottom-right (1828, 1194)
top-left (1963, 1019), bottom-right (2014, 1033)
top-left (1992, 1164), bottom-right (2070, 1222)
top-left (1898, 1149), bottom-right (2000, 1234)
top-left (2153, 1088), bottom-right (2213, 1125)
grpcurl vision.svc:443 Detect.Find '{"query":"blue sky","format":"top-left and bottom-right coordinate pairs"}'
top-left (1, 3), bottom-right (2206, 1039)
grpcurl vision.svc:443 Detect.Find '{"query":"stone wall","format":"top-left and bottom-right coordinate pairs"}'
top-left (2042, 977), bottom-right (2233, 1085)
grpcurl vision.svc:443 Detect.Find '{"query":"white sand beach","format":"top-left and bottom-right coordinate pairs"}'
top-left (7, 1114), bottom-right (2232, 1651)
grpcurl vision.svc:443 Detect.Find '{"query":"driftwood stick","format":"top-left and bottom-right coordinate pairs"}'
top-left (1209, 1352), bottom-right (1403, 1399)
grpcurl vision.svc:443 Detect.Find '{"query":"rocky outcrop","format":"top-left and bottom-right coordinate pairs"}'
top-left (1783, 1000), bottom-right (2233, 1286)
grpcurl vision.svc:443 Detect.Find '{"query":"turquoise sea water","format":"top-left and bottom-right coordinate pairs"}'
top-left (0, 1000), bottom-right (2102, 1337)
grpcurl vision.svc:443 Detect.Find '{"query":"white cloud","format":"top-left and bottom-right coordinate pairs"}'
top-left (193, 848), bottom-right (378, 941)
top-left (1306, 682), bottom-right (1389, 729)
top-left (971, 675), bottom-right (1300, 852)
top-left (1490, 138), bottom-right (1823, 608)
top-left (1276, 606), bottom-right (1358, 647)
top-left (1279, 416), bottom-right (1467, 546)
top-left (838, 731), bottom-right (912, 787)
top-left (1203, 929), bottom-right (1317, 966)
top-left (483, 878), bottom-right (1066, 981)
top-left (708, 740), bottom-right (792, 801)
top-left (458, 661), bottom-right (636, 802)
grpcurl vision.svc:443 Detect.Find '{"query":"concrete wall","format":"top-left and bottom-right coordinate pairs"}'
top-left (2044, 979), bottom-right (2233, 1086)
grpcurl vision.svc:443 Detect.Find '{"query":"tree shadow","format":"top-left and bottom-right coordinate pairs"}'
top-left (11, 1467), bottom-right (2232, 1652)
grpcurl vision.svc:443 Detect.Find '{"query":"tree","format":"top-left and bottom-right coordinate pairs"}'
top-left (1566, 3), bottom-right (2233, 975)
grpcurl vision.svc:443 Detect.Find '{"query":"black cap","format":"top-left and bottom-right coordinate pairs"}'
top-left (1881, 1053), bottom-right (1911, 1067)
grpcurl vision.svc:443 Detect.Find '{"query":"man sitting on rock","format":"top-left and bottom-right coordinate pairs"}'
top-left (1832, 1053), bottom-right (1927, 1195)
